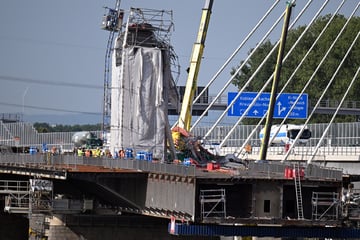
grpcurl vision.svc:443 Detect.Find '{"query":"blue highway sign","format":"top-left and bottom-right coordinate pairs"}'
top-left (227, 92), bottom-right (308, 119)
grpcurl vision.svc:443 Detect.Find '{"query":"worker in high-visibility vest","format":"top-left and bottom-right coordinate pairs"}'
top-left (94, 147), bottom-right (101, 157)
top-left (77, 148), bottom-right (84, 157)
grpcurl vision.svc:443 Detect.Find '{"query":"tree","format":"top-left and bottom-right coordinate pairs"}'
top-left (33, 123), bottom-right (51, 133)
top-left (33, 122), bottom-right (101, 132)
top-left (231, 40), bottom-right (276, 93)
top-left (231, 14), bottom-right (360, 124)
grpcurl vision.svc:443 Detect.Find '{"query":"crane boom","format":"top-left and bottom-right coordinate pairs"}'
top-left (177, 0), bottom-right (213, 131)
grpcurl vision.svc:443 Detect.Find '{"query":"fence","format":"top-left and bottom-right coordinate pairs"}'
top-left (0, 121), bottom-right (359, 158)
top-left (0, 154), bottom-right (197, 178)
top-left (0, 153), bottom-right (343, 180)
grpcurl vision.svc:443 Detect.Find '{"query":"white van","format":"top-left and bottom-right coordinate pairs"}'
top-left (259, 124), bottom-right (311, 145)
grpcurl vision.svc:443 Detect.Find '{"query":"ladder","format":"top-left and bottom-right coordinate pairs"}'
top-left (294, 163), bottom-right (304, 219)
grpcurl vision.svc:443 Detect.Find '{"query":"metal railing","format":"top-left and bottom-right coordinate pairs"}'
top-left (0, 180), bottom-right (30, 214)
top-left (220, 145), bottom-right (360, 157)
top-left (0, 180), bottom-right (29, 193)
top-left (1, 121), bottom-right (360, 155)
top-left (193, 96), bottom-right (360, 109)
top-left (0, 154), bottom-right (197, 178)
top-left (0, 153), bottom-right (343, 180)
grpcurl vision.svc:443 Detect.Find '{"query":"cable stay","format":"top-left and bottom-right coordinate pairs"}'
top-left (305, 35), bottom-right (360, 164)
top-left (201, 0), bottom-right (313, 142)
top-left (171, 0), bottom-right (282, 129)
top-left (183, 0), bottom-right (359, 161)
top-left (235, 0), bottom-right (344, 158)
top-left (186, 0), bottom-right (285, 132)
top-left (281, 2), bottom-right (360, 162)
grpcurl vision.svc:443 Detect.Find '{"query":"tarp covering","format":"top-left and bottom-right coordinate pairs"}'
top-left (110, 46), bottom-right (177, 160)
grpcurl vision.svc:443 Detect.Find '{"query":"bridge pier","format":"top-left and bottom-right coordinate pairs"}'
top-left (46, 216), bottom-right (78, 240)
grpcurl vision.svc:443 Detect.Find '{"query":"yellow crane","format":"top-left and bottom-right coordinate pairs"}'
top-left (177, 0), bottom-right (213, 132)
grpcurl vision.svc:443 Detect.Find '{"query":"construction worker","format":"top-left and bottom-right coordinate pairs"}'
top-left (94, 147), bottom-right (101, 157)
top-left (241, 144), bottom-right (252, 160)
top-left (244, 144), bottom-right (252, 154)
top-left (119, 149), bottom-right (125, 158)
top-left (51, 146), bottom-right (57, 155)
top-left (77, 148), bottom-right (84, 157)
top-left (113, 150), bottom-right (119, 159)
top-left (85, 149), bottom-right (91, 157)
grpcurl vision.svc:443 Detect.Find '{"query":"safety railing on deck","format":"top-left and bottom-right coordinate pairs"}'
top-left (245, 161), bottom-right (342, 181)
top-left (220, 145), bottom-right (360, 158)
top-left (0, 154), bottom-right (197, 178)
top-left (0, 154), bottom-right (343, 180)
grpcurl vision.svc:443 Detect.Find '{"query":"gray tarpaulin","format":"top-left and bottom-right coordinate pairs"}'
top-left (110, 46), bottom-right (178, 160)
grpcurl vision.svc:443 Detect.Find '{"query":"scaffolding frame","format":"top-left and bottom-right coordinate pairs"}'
top-left (1, 180), bottom-right (30, 214)
top-left (312, 191), bottom-right (339, 221)
top-left (121, 7), bottom-right (180, 81)
top-left (200, 189), bottom-right (226, 220)
top-left (127, 8), bottom-right (174, 47)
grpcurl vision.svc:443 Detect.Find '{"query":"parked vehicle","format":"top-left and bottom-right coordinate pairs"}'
top-left (259, 124), bottom-right (312, 145)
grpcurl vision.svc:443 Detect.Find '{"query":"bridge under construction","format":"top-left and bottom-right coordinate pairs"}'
top-left (0, 0), bottom-right (359, 239)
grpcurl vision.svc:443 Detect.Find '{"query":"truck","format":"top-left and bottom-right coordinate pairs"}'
top-left (71, 131), bottom-right (103, 149)
top-left (259, 124), bottom-right (312, 146)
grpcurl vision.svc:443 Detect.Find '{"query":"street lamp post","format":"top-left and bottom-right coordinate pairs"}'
top-left (22, 86), bottom-right (29, 121)
top-left (22, 86), bottom-right (29, 154)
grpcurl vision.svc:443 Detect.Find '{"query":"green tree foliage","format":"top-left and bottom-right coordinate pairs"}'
top-left (33, 122), bottom-right (101, 132)
top-left (232, 40), bottom-right (277, 92)
top-left (231, 14), bottom-right (360, 124)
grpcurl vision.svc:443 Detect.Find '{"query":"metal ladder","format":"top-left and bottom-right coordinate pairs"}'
top-left (294, 163), bottom-right (304, 219)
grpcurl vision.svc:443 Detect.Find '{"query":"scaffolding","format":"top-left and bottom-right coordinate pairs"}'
top-left (1, 179), bottom-right (53, 238)
top-left (200, 189), bottom-right (226, 220)
top-left (115, 7), bottom-right (179, 79)
top-left (312, 192), bottom-right (340, 221)
top-left (29, 179), bottom-right (53, 214)
top-left (1, 179), bottom-right (53, 215)
top-left (103, 6), bottom-right (180, 141)
top-left (125, 8), bottom-right (174, 48)
top-left (109, 6), bottom-right (180, 159)
top-left (101, 3), bottom-right (124, 134)
top-left (1, 180), bottom-right (30, 214)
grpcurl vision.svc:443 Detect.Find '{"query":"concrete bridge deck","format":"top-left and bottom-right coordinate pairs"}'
top-left (0, 153), bottom-right (355, 239)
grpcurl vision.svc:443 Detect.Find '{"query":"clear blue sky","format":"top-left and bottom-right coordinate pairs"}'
top-left (0, 0), bottom-right (357, 124)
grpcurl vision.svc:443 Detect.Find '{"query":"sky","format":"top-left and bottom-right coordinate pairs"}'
top-left (0, 0), bottom-right (358, 124)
